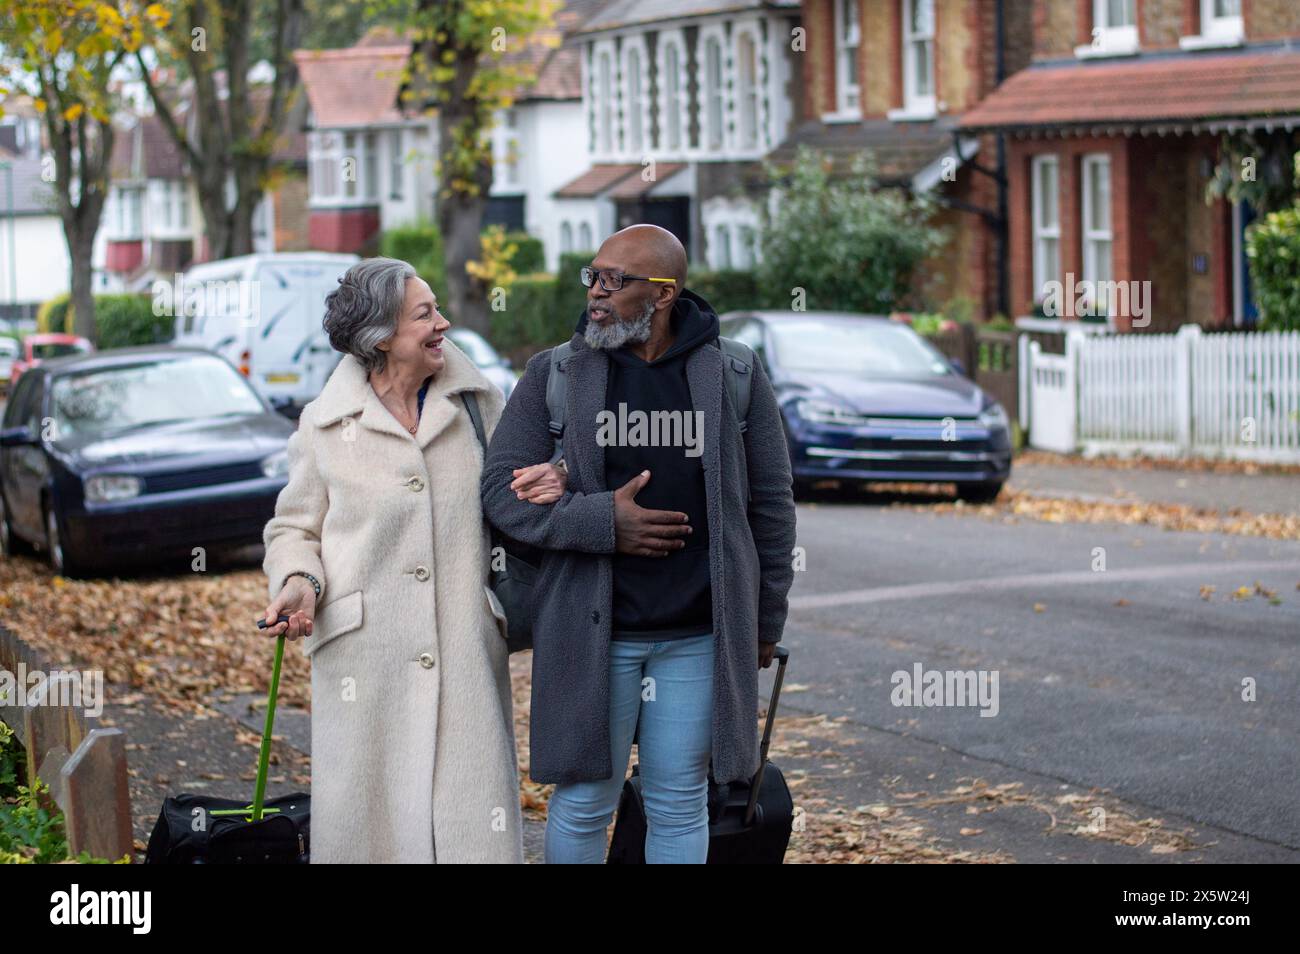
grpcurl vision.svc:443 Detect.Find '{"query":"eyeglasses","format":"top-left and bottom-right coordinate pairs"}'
top-left (579, 266), bottom-right (676, 293)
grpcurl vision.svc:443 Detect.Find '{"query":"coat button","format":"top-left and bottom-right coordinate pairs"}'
top-left (414, 565), bottom-right (430, 582)
top-left (407, 476), bottom-right (425, 492)
top-left (419, 653), bottom-right (435, 669)
top-left (591, 610), bottom-right (600, 624)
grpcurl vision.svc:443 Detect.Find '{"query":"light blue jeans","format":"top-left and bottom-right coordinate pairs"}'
top-left (544, 633), bottom-right (714, 864)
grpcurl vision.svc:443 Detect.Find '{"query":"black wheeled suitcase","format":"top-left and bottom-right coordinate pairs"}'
top-left (607, 645), bottom-right (794, 864)
top-left (146, 632), bottom-right (310, 863)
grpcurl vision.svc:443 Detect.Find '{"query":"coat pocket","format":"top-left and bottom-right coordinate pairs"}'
top-left (302, 589), bottom-right (364, 657)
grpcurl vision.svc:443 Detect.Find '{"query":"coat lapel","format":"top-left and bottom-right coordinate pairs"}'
top-left (564, 336), bottom-right (610, 491)
top-left (686, 342), bottom-right (724, 532)
top-left (313, 341), bottom-right (491, 450)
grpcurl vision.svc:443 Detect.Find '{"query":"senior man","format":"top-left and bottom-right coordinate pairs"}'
top-left (481, 224), bottom-right (797, 864)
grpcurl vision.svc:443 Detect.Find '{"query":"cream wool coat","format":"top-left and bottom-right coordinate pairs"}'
top-left (262, 340), bottom-right (522, 863)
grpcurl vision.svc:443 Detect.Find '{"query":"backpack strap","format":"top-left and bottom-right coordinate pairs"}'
top-left (545, 342), bottom-right (574, 464)
top-left (461, 392), bottom-right (486, 451)
top-left (717, 336), bottom-right (754, 434)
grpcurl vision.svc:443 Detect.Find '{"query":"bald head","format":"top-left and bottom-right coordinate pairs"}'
top-left (600, 224), bottom-right (687, 290)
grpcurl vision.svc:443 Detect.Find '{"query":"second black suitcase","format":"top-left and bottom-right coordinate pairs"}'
top-left (607, 645), bottom-right (793, 864)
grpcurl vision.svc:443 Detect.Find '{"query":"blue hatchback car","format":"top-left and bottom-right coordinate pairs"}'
top-left (719, 312), bottom-right (1012, 502)
top-left (0, 346), bottom-right (295, 577)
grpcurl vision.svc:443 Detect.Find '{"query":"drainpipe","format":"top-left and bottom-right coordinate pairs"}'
top-left (994, 0), bottom-right (1009, 318)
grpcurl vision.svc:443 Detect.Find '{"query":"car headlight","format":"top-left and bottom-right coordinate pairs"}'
top-left (83, 474), bottom-right (142, 503)
top-left (795, 398), bottom-right (866, 426)
top-left (261, 450), bottom-right (290, 478)
top-left (978, 403), bottom-right (1009, 429)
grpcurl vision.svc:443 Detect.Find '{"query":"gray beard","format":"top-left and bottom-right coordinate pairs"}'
top-left (583, 298), bottom-right (655, 350)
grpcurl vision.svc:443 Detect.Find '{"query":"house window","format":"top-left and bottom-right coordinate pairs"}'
top-left (903, 0), bottom-right (935, 114)
top-left (662, 41), bottom-right (683, 150)
top-left (1081, 154), bottom-right (1113, 292)
top-left (625, 47), bottom-right (644, 154)
top-left (500, 108), bottom-right (520, 186)
top-left (560, 221), bottom-right (573, 253)
top-left (112, 186), bottom-right (143, 239)
top-left (1030, 156), bottom-right (1060, 302)
top-left (598, 51), bottom-right (614, 155)
top-left (1086, 0), bottom-right (1139, 55)
top-left (578, 222), bottom-right (593, 250)
top-left (389, 129), bottom-right (403, 200)
top-left (309, 131), bottom-right (340, 200)
top-left (736, 31), bottom-right (759, 149)
top-left (834, 0), bottom-right (861, 114)
top-left (1203, 0), bottom-right (1242, 36)
top-left (714, 224), bottom-right (732, 269)
top-left (738, 225), bottom-right (757, 268)
top-left (1182, 0), bottom-right (1243, 46)
top-left (704, 37), bottom-right (724, 151)
top-left (363, 132), bottom-right (378, 199)
top-left (177, 181), bottom-right (189, 228)
top-left (343, 132), bottom-right (358, 198)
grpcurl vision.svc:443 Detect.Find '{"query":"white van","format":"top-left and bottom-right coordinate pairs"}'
top-left (170, 252), bottom-right (359, 412)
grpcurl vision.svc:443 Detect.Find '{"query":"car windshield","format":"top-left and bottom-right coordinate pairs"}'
top-left (447, 329), bottom-right (499, 368)
top-left (768, 320), bottom-right (953, 377)
top-left (32, 341), bottom-right (89, 360)
top-left (50, 355), bottom-right (265, 439)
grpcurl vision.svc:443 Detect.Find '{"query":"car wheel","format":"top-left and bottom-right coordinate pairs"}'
top-left (956, 481), bottom-right (1004, 504)
top-left (0, 490), bottom-right (33, 558)
top-left (43, 501), bottom-right (88, 578)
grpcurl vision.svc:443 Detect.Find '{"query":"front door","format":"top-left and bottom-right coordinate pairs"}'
top-left (616, 197), bottom-right (691, 261)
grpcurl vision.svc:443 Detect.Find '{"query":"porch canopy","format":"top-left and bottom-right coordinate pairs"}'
top-left (960, 45), bottom-right (1300, 136)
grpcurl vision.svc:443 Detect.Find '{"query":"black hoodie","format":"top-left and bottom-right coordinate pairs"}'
top-left (576, 289), bottom-right (719, 640)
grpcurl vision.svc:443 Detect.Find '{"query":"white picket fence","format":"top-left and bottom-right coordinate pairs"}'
top-left (1019, 325), bottom-right (1300, 462)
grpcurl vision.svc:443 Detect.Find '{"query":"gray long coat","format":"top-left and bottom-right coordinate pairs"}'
top-left (480, 329), bottom-right (797, 786)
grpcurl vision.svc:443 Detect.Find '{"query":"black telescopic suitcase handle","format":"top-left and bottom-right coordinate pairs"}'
top-left (744, 645), bottom-right (789, 826)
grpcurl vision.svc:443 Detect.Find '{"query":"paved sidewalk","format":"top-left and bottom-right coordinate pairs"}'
top-left (1010, 461), bottom-right (1300, 516)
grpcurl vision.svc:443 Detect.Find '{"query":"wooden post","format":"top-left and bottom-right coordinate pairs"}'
top-left (59, 728), bottom-right (134, 863)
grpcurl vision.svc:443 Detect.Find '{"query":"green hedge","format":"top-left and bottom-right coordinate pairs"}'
top-left (1246, 205), bottom-right (1300, 330)
top-left (32, 292), bottom-right (168, 345)
top-left (380, 222), bottom-right (447, 300)
top-left (687, 269), bottom-right (768, 316)
top-left (37, 293), bottom-right (71, 334)
top-left (504, 231), bottom-right (545, 275)
top-left (97, 294), bottom-right (173, 348)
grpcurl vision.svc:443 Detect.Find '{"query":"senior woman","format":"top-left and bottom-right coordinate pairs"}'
top-left (260, 257), bottom-right (563, 863)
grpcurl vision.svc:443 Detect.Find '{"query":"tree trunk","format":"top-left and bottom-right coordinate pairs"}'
top-left (67, 230), bottom-right (97, 342)
top-left (438, 189), bottom-right (489, 335)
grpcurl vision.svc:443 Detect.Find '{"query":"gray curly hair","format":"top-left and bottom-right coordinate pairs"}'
top-left (322, 257), bottom-right (417, 374)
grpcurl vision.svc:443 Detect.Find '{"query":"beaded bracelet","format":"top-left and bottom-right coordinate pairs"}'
top-left (284, 570), bottom-right (322, 598)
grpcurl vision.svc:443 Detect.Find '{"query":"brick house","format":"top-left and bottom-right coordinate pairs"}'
top-left (961, 0), bottom-right (1300, 332)
top-left (781, 0), bottom-right (1036, 319)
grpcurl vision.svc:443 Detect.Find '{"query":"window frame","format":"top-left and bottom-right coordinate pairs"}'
top-left (703, 34), bottom-right (726, 152)
top-left (1030, 155), bottom-right (1061, 303)
top-left (902, 0), bottom-right (936, 116)
top-left (1080, 153), bottom-right (1114, 294)
top-left (833, 0), bottom-right (861, 117)
top-left (659, 34), bottom-right (685, 152)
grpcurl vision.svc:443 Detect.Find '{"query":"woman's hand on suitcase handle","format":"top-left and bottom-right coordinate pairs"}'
top-left (758, 641), bottom-right (776, 669)
top-left (262, 576), bottom-right (317, 641)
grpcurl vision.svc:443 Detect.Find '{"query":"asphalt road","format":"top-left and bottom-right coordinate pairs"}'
top-left (779, 491), bottom-right (1300, 856)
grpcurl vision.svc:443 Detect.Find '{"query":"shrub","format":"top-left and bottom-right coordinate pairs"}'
top-left (756, 146), bottom-right (946, 313)
top-left (96, 295), bottom-right (172, 348)
top-left (37, 293), bottom-right (71, 334)
top-left (503, 230), bottom-right (545, 274)
top-left (380, 222), bottom-right (447, 299)
top-left (1246, 205), bottom-right (1300, 330)
top-left (554, 251), bottom-right (596, 327)
top-left (489, 272), bottom-right (572, 363)
top-left (686, 269), bottom-right (768, 316)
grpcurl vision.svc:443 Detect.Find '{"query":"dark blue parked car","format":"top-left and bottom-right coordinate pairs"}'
top-left (0, 346), bottom-right (295, 577)
top-left (719, 312), bottom-right (1012, 502)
